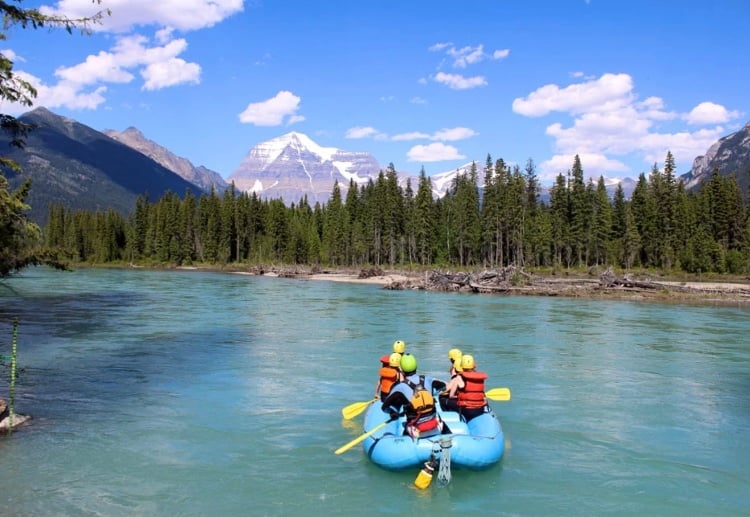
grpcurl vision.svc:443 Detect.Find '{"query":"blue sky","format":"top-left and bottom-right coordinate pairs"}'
top-left (2, 0), bottom-right (749, 185)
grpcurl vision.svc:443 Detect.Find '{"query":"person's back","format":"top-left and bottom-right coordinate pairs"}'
top-left (382, 354), bottom-right (444, 438)
top-left (454, 354), bottom-right (489, 422)
top-left (375, 352), bottom-right (402, 401)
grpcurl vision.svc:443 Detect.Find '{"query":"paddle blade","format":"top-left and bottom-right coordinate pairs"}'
top-left (334, 420), bottom-right (388, 455)
top-left (485, 387), bottom-right (511, 401)
top-left (341, 398), bottom-right (376, 420)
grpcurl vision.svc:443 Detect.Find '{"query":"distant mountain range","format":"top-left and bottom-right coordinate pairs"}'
top-left (103, 127), bottom-right (228, 193)
top-left (1, 108), bottom-right (203, 225)
top-left (2, 107), bottom-right (748, 226)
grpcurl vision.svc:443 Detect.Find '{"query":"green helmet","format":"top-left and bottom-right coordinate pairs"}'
top-left (400, 353), bottom-right (417, 374)
top-left (392, 340), bottom-right (406, 354)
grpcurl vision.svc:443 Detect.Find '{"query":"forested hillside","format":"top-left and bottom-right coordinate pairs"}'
top-left (44, 153), bottom-right (750, 275)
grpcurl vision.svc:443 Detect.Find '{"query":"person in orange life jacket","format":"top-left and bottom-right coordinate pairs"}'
top-left (439, 348), bottom-right (464, 412)
top-left (449, 354), bottom-right (489, 422)
top-left (381, 353), bottom-right (447, 438)
top-left (374, 352), bottom-right (402, 402)
top-left (375, 340), bottom-right (406, 399)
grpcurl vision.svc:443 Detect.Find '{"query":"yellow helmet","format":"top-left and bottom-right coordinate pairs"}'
top-left (448, 348), bottom-right (462, 363)
top-left (388, 352), bottom-right (402, 367)
top-left (460, 354), bottom-right (476, 371)
top-left (392, 340), bottom-right (406, 354)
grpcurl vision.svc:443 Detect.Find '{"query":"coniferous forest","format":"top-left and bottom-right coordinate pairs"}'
top-left (43, 153), bottom-right (750, 275)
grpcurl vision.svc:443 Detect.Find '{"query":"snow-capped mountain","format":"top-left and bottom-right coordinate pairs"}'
top-left (228, 132), bottom-right (382, 204)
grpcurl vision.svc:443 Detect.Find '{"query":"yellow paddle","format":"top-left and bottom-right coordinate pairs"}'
top-left (335, 419), bottom-right (389, 455)
top-left (341, 398), bottom-right (378, 420)
top-left (485, 387), bottom-right (511, 401)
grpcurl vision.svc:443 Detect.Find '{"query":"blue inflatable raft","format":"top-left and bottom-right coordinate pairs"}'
top-left (361, 402), bottom-right (504, 470)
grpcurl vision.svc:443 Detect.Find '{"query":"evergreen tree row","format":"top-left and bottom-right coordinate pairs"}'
top-left (43, 153), bottom-right (750, 274)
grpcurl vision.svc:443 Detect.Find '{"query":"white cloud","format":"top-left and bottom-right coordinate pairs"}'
top-left (238, 90), bottom-right (303, 126)
top-left (392, 131), bottom-right (430, 141)
top-left (410, 96), bottom-right (427, 104)
top-left (2, 49), bottom-right (24, 62)
top-left (448, 44), bottom-right (485, 68)
top-left (141, 58), bottom-right (200, 90)
top-left (407, 142), bottom-right (465, 162)
top-left (41, 0), bottom-right (244, 32)
top-left (2, 31), bottom-right (202, 112)
top-left (539, 154), bottom-right (629, 182)
top-left (514, 72), bottom-right (742, 178)
top-left (684, 101), bottom-right (740, 125)
top-left (434, 72), bottom-right (487, 90)
top-left (429, 42), bottom-right (453, 52)
top-left (512, 73), bottom-right (634, 117)
top-left (492, 49), bottom-right (510, 60)
top-left (431, 127), bottom-right (477, 141)
top-left (432, 42), bottom-right (510, 68)
top-left (346, 126), bottom-right (380, 139)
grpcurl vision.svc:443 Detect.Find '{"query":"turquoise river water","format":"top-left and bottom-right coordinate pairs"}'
top-left (1, 267), bottom-right (748, 516)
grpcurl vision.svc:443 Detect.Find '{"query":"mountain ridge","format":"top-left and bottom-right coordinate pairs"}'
top-left (1, 107), bottom-right (204, 225)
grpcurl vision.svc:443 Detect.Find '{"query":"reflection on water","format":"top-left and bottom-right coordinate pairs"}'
top-left (1, 267), bottom-right (749, 516)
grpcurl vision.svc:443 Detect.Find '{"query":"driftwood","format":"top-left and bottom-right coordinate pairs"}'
top-left (384, 266), bottom-right (750, 301)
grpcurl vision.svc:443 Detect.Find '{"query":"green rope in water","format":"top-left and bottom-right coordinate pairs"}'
top-left (9, 318), bottom-right (19, 434)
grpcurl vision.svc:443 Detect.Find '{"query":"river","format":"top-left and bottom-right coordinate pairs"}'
top-left (1, 267), bottom-right (748, 516)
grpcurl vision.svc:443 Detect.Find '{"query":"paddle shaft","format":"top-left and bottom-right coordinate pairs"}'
top-left (335, 413), bottom-right (401, 455)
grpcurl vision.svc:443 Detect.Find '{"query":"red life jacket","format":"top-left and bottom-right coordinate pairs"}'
top-left (378, 365), bottom-right (399, 396)
top-left (457, 370), bottom-right (488, 409)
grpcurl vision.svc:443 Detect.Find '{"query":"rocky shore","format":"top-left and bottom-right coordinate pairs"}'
top-left (0, 397), bottom-right (31, 432)
top-left (231, 265), bottom-right (750, 305)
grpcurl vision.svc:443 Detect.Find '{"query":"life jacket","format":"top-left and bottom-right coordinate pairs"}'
top-left (457, 370), bottom-right (488, 409)
top-left (405, 376), bottom-right (439, 433)
top-left (378, 365), bottom-right (399, 396)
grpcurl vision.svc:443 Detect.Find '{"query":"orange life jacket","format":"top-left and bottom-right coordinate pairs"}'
top-left (405, 376), bottom-right (439, 434)
top-left (457, 370), bottom-right (488, 409)
top-left (378, 365), bottom-right (399, 396)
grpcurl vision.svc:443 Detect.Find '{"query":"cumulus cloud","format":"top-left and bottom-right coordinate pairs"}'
top-left (540, 154), bottom-right (630, 183)
top-left (407, 142), bottom-right (466, 162)
top-left (434, 72), bottom-right (487, 90)
top-left (0, 31), bottom-right (201, 113)
top-left (141, 58), bottom-right (200, 90)
top-left (513, 72), bottom-right (742, 179)
top-left (512, 73), bottom-right (634, 117)
top-left (345, 126), bottom-right (381, 139)
top-left (41, 0), bottom-right (244, 32)
top-left (392, 131), bottom-right (431, 141)
top-left (432, 127), bottom-right (478, 141)
top-left (238, 91), bottom-right (304, 126)
top-left (1, 1), bottom-right (239, 112)
top-left (685, 101), bottom-right (740, 125)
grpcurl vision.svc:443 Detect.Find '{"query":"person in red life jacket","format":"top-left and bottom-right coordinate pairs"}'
top-left (450, 354), bottom-right (489, 422)
top-left (374, 352), bottom-right (402, 402)
top-left (381, 353), bottom-right (447, 438)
